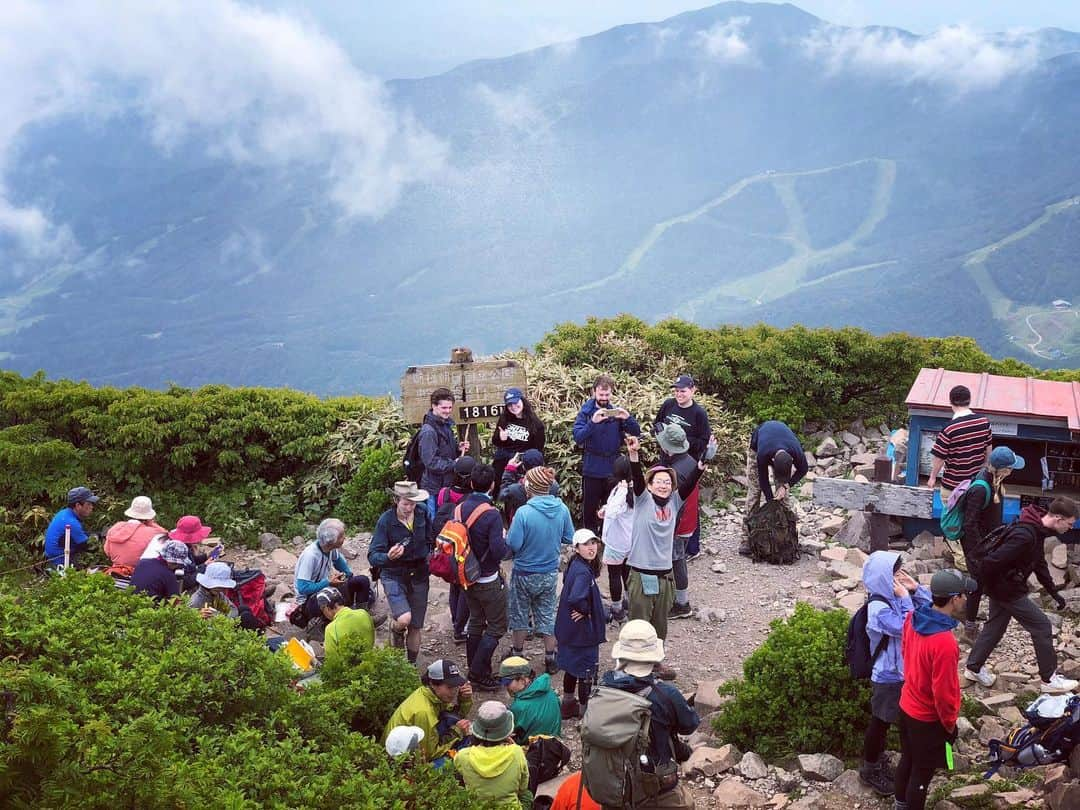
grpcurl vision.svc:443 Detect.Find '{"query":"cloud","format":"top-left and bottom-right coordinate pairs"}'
top-left (474, 84), bottom-right (550, 134)
top-left (697, 17), bottom-right (753, 63)
top-left (802, 24), bottom-right (1040, 92)
top-left (0, 0), bottom-right (447, 259)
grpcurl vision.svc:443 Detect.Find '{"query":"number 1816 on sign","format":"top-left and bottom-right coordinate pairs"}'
top-left (459, 403), bottom-right (504, 420)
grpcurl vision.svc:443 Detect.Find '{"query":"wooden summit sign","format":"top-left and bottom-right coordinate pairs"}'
top-left (401, 358), bottom-right (528, 426)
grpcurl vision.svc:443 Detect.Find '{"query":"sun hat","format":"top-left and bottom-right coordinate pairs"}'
top-left (67, 486), bottom-right (100, 505)
top-left (390, 480), bottom-right (430, 502)
top-left (521, 449), bottom-right (545, 470)
top-left (315, 586), bottom-right (344, 610)
top-left (672, 374), bottom-right (695, 389)
top-left (169, 515), bottom-right (212, 545)
top-left (989, 446), bottom-right (1026, 471)
top-left (424, 659), bottom-right (467, 687)
top-left (498, 655), bottom-right (533, 684)
top-left (524, 466), bottom-right (556, 498)
top-left (385, 725), bottom-right (426, 757)
top-left (471, 701), bottom-right (515, 742)
top-left (612, 619), bottom-right (665, 663)
top-left (160, 540), bottom-right (190, 566)
top-left (644, 465), bottom-right (678, 489)
top-left (503, 387), bottom-right (524, 405)
top-left (930, 568), bottom-right (978, 598)
top-left (196, 561), bottom-right (236, 590)
top-left (124, 495), bottom-right (157, 521)
top-left (656, 423), bottom-right (690, 456)
top-left (572, 528), bottom-right (599, 546)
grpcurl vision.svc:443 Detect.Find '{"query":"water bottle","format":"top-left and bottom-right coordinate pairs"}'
top-left (639, 754), bottom-right (654, 774)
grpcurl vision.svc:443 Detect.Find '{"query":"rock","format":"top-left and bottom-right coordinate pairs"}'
top-left (826, 560), bottom-right (864, 580)
top-left (738, 751), bottom-right (769, 780)
top-left (796, 753), bottom-right (844, 782)
top-left (838, 592), bottom-right (864, 615)
top-left (698, 607), bottom-right (727, 623)
top-left (712, 777), bottom-right (768, 807)
top-left (772, 767), bottom-right (800, 792)
top-left (820, 546), bottom-right (848, 562)
top-left (840, 431), bottom-right (861, 447)
top-left (912, 530), bottom-right (936, 549)
top-left (995, 788), bottom-right (1038, 806)
top-left (269, 548), bottom-right (298, 569)
top-left (341, 537), bottom-right (366, 560)
top-left (799, 539), bottom-right (826, 555)
top-left (950, 784), bottom-right (989, 799)
top-left (834, 511), bottom-right (871, 553)
top-left (1070, 743), bottom-right (1080, 777)
top-left (692, 680), bottom-right (728, 716)
top-left (845, 548), bottom-right (869, 567)
top-left (978, 717), bottom-right (1007, 745)
top-left (1052, 543), bottom-right (1069, 570)
top-left (804, 451), bottom-right (817, 468)
top-left (979, 692), bottom-right (1016, 709)
top-left (1047, 783), bottom-right (1080, 810)
top-left (685, 744), bottom-right (742, 777)
top-left (816, 437), bottom-right (841, 457)
top-left (1044, 762), bottom-right (1071, 793)
top-left (258, 532), bottom-right (282, 551)
top-left (996, 705), bottom-right (1024, 725)
top-left (711, 561), bottom-right (728, 574)
top-left (832, 769), bottom-right (874, 797)
top-left (820, 516), bottom-right (846, 537)
top-left (956, 716), bottom-right (975, 738)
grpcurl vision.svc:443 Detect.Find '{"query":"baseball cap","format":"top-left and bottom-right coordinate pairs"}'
top-left (67, 486), bottom-right (100, 505)
top-left (521, 449), bottom-right (545, 470)
top-left (930, 568), bottom-right (978, 597)
top-left (498, 655), bottom-right (533, 684)
top-left (425, 659), bottom-right (467, 687)
top-left (453, 455), bottom-right (476, 476)
top-left (315, 587), bottom-right (344, 610)
top-left (989, 446), bottom-right (1025, 471)
top-left (572, 528), bottom-right (599, 546)
top-left (672, 374), bottom-right (695, 389)
top-left (504, 387), bottom-right (524, 405)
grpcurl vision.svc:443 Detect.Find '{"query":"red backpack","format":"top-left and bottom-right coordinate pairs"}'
top-left (429, 502), bottom-right (493, 588)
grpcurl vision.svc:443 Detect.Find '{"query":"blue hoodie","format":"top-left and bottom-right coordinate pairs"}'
top-left (505, 495), bottom-right (574, 575)
top-left (862, 550), bottom-right (931, 684)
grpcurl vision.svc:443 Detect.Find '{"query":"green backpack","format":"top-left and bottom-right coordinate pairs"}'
top-left (939, 478), bottom-right (992, 541)
top-left (580, 685), bottom-right (655, 809)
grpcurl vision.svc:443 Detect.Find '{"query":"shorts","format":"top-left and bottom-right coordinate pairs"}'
top-left (382, 572), bottom-right (429, 629)
top-left (508, 570), bottom-right (559, 635)
top-left (871, 681), bottom-right (903, 724)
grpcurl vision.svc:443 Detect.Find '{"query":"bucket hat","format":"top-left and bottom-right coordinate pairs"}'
top-left (390, 480), bottom-right (430, 502)
top-left (644, 465), bottom-right (678, 489)
top-left (385, 725), bottom-right (425, 757)
top-left (656, 423), bottom-right (690, 456)
top-left (124, 495), bottom-right (157, 521)
top-left (498, 655), bottom-right (533, 684)
top-left (169, 515), bottom-right (212, 545)
top-left (471, 701), bottom-right (515, 741)
top-left (160, 540), bottom-right (190, 566)
top-left (989, 446), bottom-right (1026, 471)
top-left (612, 619), bottom-right (665, 663)
top-left (196, 561), bottom-right (236, 590)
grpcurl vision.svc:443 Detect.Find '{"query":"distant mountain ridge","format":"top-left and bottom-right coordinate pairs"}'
top-left (1, 2), bottom-right (1079, 393)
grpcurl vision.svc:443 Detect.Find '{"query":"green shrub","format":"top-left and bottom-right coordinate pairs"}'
top-left (320, 638), bottom-right (421, 737)
top-left (338, 444), bottom-right (399, 529)
top-left (713, 602), bottom-right (870, 759)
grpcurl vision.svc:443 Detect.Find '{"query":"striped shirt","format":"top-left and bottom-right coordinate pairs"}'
top-left (931, 412), bottom-right (992, 488)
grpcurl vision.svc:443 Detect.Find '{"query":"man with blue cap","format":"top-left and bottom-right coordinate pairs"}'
top-left (43, 486), bottom-right (99, 569)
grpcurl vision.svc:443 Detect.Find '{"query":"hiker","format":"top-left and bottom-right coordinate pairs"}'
top-left (742, 420), bottom-right (807, 555)
top-left (926, 384), bottom-right (992, 503)
top-left (168, 515), bottom-right (216, 592)
top-left (624, 434), bottom-right (705, 680)
top-left (459, 463), bottom-right (511, 691)
top-left (294, 518), bottom-right (372, 628)
top-left (384, 659), bottom-right (474, 762)
top-left (572, 374), bottom-right (641, 535)
top-left (419, 387), bottom-right (470, 519)
top-left (43, 486), bottom-right (99, 569)
top-left (500, 656), bottom-right (562, 741)
top-left (104, 496), bottom-right (166, 569)
top-left (957, 446), bottom-right (1024, 640)
top-left (505, 465), bottom-right (575, 675)
top-left (550, 771), bottom-right (600, 810)
top-left (315, 586), bottom-right (375, 660)
top-left (370, 481), bottom-right (434, 664)
top-left (555, 528), bottom-right (607, 720)
top-left (188, 561), bottom-right (259, 630)
top-left (130, 539), bottom-right (189, 602)
top-left (499, 448), bottom-right (560, 522)
top-left (594, 620), bottom-right (698, 810)
top-left (964, 497), bottom-right (1080, 694)
top-left (895, 569), bottom-right (977, 810)
top-left (599, 455), bottom-right (634, 622)
top-left (857, 551), bottom-right (932, 796)
top-left (453, 701), bottom-right (533, 810)
top-left (492, 387), bottom-right (546, 485)
top-left (653, 373), bottom-right (711, 560)
top-left (435, 455), bottom-right (476, 644)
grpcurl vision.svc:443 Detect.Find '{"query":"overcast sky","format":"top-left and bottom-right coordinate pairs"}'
top-left (259, 1), bottom-right (1080, 78)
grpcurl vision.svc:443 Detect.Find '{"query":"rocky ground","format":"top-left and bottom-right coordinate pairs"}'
top-left (227, 419), bottom-right (1080, 808)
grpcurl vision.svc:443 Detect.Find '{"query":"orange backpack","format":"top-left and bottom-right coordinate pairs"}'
top-left (428, 502), bottom-right (493, 588)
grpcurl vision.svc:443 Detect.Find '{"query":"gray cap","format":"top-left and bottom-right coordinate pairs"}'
top-left (930, 568), bottom-right (978, 597)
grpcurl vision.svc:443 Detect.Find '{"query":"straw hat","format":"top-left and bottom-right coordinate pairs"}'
top-left (124, 496), bottom-right (157, 521)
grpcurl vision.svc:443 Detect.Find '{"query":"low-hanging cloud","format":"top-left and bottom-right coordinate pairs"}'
top-left (0, 0), bottom-right (447, 259)
top-left (697, 17), bottom-right (753, 63)
top-left (802, 24), bottom-right (1040, 92)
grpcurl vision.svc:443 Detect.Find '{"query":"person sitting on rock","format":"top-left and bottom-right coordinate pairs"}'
top-left (383, 659), bottom-right (474, 762)
top-left (43, 486), bottom-right (99, 569)
top-left (315, 586), bottom-right (374, 660)
top-left (188, 561), bottom-right (259, 629)
top-left (294, 518), bottom-right (372, 630)
top-left (104, 495), bottom-right (166, 570)
top-left (130, 539), bottom-right (189, 603)
top-left (453, 701), bottom-right (533, 810)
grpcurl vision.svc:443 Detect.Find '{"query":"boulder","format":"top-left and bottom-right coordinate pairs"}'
top-left (738, 751), bottom-right (769, 780)
top-left (979, 692), bottom-right (1016, 709)
top-left (1043, 762), bottom-right (1071, 793)
top-left (845, 548), bottom-right (869, 567)
top-left (692, 680), bottom-right (728, 716)
top-left (796, 753), bottom-right (844, 782)
top-left (820, 546), bottom-right (847, 562)
top-left (816, 437), bottom-right (841, 458)
top-left (685, 744), bottom-right (742, 777)
top-left (712, 778), bottom-right (768, 807)
top-left (269, 549), bottom-right (298, 569)
top-left (838, 592), bottom-right (864, 615)
top-left (819, 516), bottom-right (846, 537)
top-left (832, 769), bottom-right (875, 797)
top-left (978, 717), bottom-right (1007, 745)
top-left (995, 788), bottom-right (1038, 806)
top-left (772, 768), bottom-right (801, 792)
top-left (950, 784), bottom-right (989, 800)
top-left (1051, 542), bottom-right (1069, 570)
top-left (341, 537), bottom-right (367, 560)
top-left (912, 530), bottom-right (937, 549)
top-left (833, 511), bottom-right (871, 553)
top-left (840, 431), bottom-right (861, 447)
top-left (258, 532), bottom-right (282, 551)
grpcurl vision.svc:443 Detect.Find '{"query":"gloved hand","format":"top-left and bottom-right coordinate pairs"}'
top-left (944, 724), bottom-right (959, 744)
top-left (1053, 592), bottom-right (1067, 611)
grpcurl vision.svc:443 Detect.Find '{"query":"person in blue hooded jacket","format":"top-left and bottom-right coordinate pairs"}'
top-left (572, 374), bottom-right (641, 536)
top-left (858, 550), bottom-right (931, 796)
top-left (555, 528), bottom-right (608, 719)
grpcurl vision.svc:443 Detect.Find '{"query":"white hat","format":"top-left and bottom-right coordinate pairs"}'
top-left (572, 528), bottom-right (599, 546)
top-left (611, 619), bottom-right (665, 663)
top-left (124, 495), bottom-right (156, 521)
top-left (196, 561), bottom-right (236, 590)
top-left (385, 725), bottom-right (425, 757)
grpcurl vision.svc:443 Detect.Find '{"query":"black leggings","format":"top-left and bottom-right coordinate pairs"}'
top-left (563, 672), bottom-right (595, 705)
top-left (607, 562), bottom-right (629, 602)
top-left (895, 709), bottom-right (947, 810)
top-left (672, 556), bottom-right (689, 591)
top-left (863, 715), bottom-right (890, 763)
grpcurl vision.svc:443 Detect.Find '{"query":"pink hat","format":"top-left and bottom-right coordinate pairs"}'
top-left (169, 515), bottom-right (212, 545)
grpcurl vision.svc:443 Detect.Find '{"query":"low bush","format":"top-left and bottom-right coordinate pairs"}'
top-left (337, 445), bottom-right (400, 530)
top-left (713, 602), bottom-right (870, 759)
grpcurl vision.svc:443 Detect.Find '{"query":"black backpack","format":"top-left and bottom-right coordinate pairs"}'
top-left (403, 428), bottom-right (426, 485)
top-left (845, 595), bottom-right (889, 679)
top-left (968, 521), bottom-right (1035, 565)
top-left (744, 500), bottom-right (800, 565)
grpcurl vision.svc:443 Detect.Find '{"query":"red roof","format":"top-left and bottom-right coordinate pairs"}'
top-left (906, 368), bottom-right (1080, 432)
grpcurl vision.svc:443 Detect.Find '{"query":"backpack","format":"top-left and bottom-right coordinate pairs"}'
top-left (429, 502), bottom-right (494, 588)
top-left (744, 500), bottom-right (800, 565)
top-left (845, 595), bottom-right (890, 679)
top-left (967, 521), bottom-right (1036, 566)
top-left (580, 684), bottom-right (655, 809)
top-left (985, 694), bottom-right (1080, 777)
top-left (939, 477), bottom-right (992, 541)
top-left (403, 428), bottom-right (425, 485)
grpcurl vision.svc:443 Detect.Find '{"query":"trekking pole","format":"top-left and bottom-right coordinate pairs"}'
top-left (945, 741), bottom-right (954, 771)
top-left (62, 524), bottom-right (71, 575)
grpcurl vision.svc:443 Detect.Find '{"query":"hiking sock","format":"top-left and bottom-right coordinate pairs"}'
top-left (563, 673), bottom-right (577, 694)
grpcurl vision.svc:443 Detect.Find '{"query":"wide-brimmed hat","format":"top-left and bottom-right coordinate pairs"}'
top-left (644, 465), bottom-right (678, 489)
top-left (385, 725), bottom-right (425, 757)
top-left (160, 540), bottom-right (190, 566)
top-left (612, 619), bottom-right (665, 663)
top-left (390, 481), bottom-right (429, 502)
top-left (124, 495), bottom-right (156, 521)
top-left (989, 446), bottom-right (1026, 471)
top-left (525, 466), bottom-right (556, 497)
top-left (67, 486), bottom-right (100, 506)
top-left (656, 423), bottom-right (690, 456)
top-left (169, 515), bottom-right (212, 545)
top-left (196, 562), bottom-right (236, 590)
top-left (471, 700), bottom-right (515, 742)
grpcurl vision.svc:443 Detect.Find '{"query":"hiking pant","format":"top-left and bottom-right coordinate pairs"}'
top-left (449, 583), bottom-right (470, 637)
top-left (464, 575), bottom-right (508, 680)
top-left (581, 475), bottom-right (611, 536)
top-left (302, 575), bottom-right (370, 620)
top-left (962, 557), bottom-right (984, 623)
top-left (743, 449), bottom-right (782, 530)
top-left (606, 561), bottom-right (629, 603)
top-left (627, 568), bottom-right (675, 641)
top-left (895, 709), bottom-right (948, 810)
top-left (638, 781), bottom-right (694, 810)
top-left (672, 534), bottom-right (689, 594)
top-left (967, 594), bottom-right (1056, 681)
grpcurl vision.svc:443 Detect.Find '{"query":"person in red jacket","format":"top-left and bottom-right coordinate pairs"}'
top-left (895, 568), bottom-right (977, 810)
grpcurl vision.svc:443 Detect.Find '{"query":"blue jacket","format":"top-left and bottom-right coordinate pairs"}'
top-left (418, 412), bottom-right (458, 492)
top-left (369, 507), bottom-right (432, 578)
top-left (44, 507), bottom-right (89, 565)
top-left (863, 550), bottom-right (931, 684)
top-left (601, 670), bottom-right (699, 767)
top-left (750, 420), bottom-right (808, 501)
top-left (506, 495), bottom-right (574, 575)
top-left (555, 555), bottom-right (607, 647)
top-left (572, 398), bottom-right (641, 479)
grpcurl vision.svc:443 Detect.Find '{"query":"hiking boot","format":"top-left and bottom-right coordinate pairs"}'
top-left (560, 694), bottom-right (581, 720)
top-left (1041, 673), bottom-right (1080, 694)
top-left (653, 662), bottom-right (677, 681)
top-left (452, 632), bottom-right (468, 645)
top-left (669, 601), bottom-right (693, 620)
top-left (737, 541), bottom-right (752, 557)
top-left (544, 653), bottom-right (559, 676)
top-left (858, 759), bottom-right (894, 796)
top-left (468, 674), bottom-right (501, 692)
top-left (963, 666), bottom-right (997, 688)
top-left (962, 620), bottom-right (981, 642)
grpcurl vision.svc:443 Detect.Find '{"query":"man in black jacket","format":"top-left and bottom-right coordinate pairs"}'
top-left (964, 497), bottom-right (1080, 694)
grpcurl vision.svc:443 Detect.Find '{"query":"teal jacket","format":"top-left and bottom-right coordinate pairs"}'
top-left (509, 673), bottom-right (562, 743)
